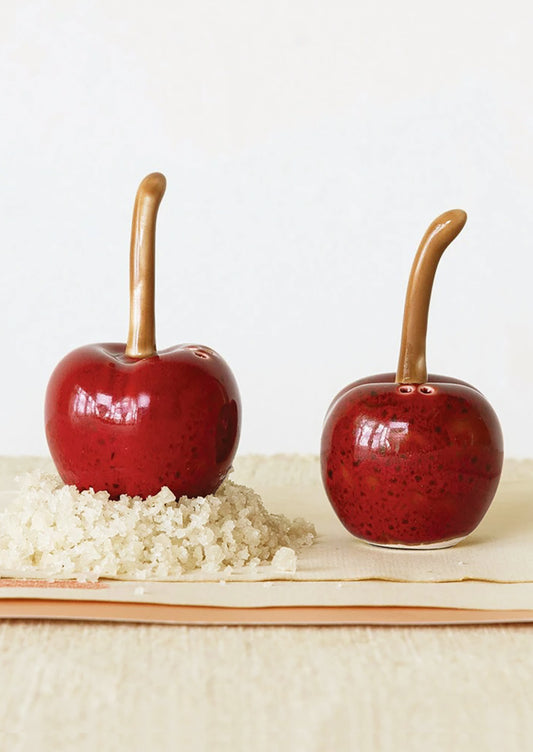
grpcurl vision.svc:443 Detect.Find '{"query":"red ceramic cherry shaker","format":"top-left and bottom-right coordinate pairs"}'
top-left (321, 210), bottom-right (503, 549)
top-left (46, 173), bottom-right (240, 499)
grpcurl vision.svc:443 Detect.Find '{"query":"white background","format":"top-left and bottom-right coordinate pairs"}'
top-left (1, 0), bottom-right (532, 457)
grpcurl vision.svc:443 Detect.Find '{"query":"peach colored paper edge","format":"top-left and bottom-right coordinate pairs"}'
top-left (1, 600), bottom-right (533, 625)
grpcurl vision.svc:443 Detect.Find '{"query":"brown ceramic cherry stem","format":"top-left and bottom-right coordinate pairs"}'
top-left (126, 172), bottom-right (167, 359)
top-left (395, 209), bottom-right (467, 384)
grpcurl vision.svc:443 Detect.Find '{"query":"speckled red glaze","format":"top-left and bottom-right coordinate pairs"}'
top-left (321, 373), bottom-right (503, 546)
top-left (45, 343), bottom-right (240, 499)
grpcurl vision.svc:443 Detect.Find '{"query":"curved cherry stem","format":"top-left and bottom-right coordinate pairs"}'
top-left (395, 209), bottom-right (467, 384)
top-left (125, 172), bottom-right (167, 358)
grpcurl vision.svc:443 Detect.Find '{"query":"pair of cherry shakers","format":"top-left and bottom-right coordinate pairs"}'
top-left (45, 173), bottom-right (503, 551)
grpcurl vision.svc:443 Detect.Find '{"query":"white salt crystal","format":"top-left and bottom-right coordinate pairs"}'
top-left (272, 546), bottom-right (297, 573)
top-left (0, 472), bottom-right (316, 581)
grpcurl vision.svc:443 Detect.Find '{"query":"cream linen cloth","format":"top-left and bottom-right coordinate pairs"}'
top-left (1, 455), bottom-right (532, 591)
top-left (0, 456), bottom-right (533, 752)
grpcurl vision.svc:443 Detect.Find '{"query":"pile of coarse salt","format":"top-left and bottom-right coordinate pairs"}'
top-left (0, 473), bottom-right (316, 581)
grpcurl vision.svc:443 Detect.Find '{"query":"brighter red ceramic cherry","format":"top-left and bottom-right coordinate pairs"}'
top-left (45, 173), bottom-right (240, 498)
top-left (321, 211), bottom-right (503, 548)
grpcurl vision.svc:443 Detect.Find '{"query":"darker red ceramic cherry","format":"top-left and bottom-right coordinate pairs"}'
top-left (45, 174), bottom-right (240, 498)
top-left (321, 211), bottom-right (503, 548)
top-left (322, 372), bottom-right (502, 547)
